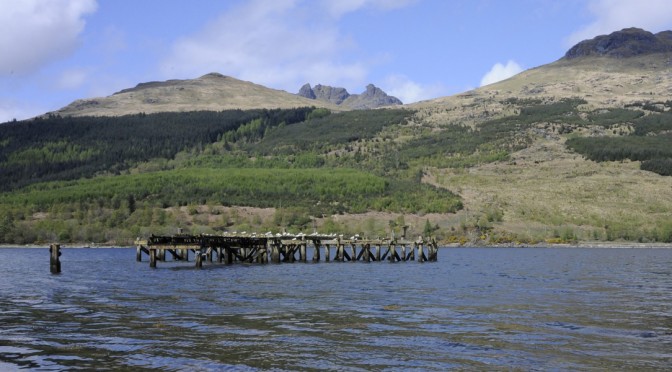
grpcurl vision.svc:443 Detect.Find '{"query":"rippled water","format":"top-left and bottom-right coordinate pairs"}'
top-left (1, 247), bottom-right (671, 370)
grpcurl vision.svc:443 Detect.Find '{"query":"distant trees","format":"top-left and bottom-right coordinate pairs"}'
top-left (0, 108), bottom-right (317, 191)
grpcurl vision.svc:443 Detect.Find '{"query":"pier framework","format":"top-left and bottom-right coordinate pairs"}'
top-left (135, 233), bottom-right (438, 268)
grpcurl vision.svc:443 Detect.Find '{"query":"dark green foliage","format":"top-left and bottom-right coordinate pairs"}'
top-left (567, 133), bottom-right (672, 176)
top-left (251, 109), bottom-right (412, 155)
top-left (398, 99), bottom-right (582, 163)
top-left (587, 108), bottom-right (644, 127)
top-left (0, 167), bottom-right (461, 215)
top-left (632, 111), bottom-right (672, 135)
top-left (641, 158), bottom-right (672, 176)
top-left (517, 98), bottom-right (586, 124)
top-left (566, 134), bottom-right (672, 162)
top-left (0, 108), bottom-right (316, 190)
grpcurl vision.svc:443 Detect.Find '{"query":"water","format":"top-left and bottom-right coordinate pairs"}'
top-left (1, 247), bottom-right (671, 371)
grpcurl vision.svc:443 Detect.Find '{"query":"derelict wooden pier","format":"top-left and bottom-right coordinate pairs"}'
top-left (135, 233), bottom-right (438, 268)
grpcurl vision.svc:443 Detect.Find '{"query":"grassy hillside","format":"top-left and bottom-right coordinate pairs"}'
top-left (3, 53), bottom-right (672, 246)
top-left (0, 107), bottom-right (463, 244)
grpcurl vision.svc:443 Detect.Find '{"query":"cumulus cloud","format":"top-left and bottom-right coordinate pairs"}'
top-left (0, 0), bottom-right (97, 76)
top-left (160, 0), bottom-right (412, 93)
top-left (383, 74), bottom-right (446, 104)
top-left (566, 0), bottom-right (672, 46)
top-left (479, 60), bottom-right (523, 87)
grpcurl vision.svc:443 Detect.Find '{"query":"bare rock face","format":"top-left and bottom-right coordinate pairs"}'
top-left (297, 83), bottom-right (402, 109)
top-left (313, 84), bottom-right (350, 105)
top-left (565, 27), bottom-right (672, 59)
top-left (297, 83), bottom-right (316, 99)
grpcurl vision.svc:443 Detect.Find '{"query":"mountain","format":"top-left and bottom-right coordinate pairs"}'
top-left (2, 28), bottom-right (672, 246)
top-left (52, 73), bottom-right (342, 117)
top-left (297, 83), bottom-right (403, 109)
top-left (407, 27), bottom-right (672, 245)
top-left (565, 27), bottom-right (672, 59)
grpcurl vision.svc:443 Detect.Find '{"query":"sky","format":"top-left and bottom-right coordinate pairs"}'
top-left (2, 0), bottom-right (672, 122)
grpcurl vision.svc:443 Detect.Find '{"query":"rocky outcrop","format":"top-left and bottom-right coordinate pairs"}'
top-left (297, 83), bottom-right (316, 100)
top-left (565, 28), bottom-right (672, 59)
top-left (297, 83), bottom-right (402, 109)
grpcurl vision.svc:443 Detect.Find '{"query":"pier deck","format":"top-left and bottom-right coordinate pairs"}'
top-left (136, 233), bottom-right (438, 268)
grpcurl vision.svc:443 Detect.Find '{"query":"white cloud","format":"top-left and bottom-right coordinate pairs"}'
top-left (566, 0), bottom-right (672, 47)
top-left (160, 0), bottom-right (413, 93)
top-left (323, 0), bottom-right (416, 18)
top-left (0, 0), bottom-right (97, 76)
top-left (479, 60), bottom-right (523, 87)
top-left (56, 68), bottom-right (91, 90)
top-left (383, 74), bottom-right (446, 103)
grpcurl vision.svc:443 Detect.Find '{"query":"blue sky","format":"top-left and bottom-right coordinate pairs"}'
top-left (2, 0), bottom-right (672, 122)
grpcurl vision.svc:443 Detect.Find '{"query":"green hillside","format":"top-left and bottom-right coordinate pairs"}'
top-left (1, 95), bottom-right (672, 245)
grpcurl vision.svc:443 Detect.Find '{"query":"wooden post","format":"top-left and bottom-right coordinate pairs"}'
top-left (217, 247), bottom-right (223, 263)
top-left (376, 244), bottom-right (381, 262)
top-left (401, 245), bottom-right (407, 261)
top-left (136, 246), bottom-right (142, 262)
top-left (195, 250), bottom-right (203, 269)
top-left (337, 244), bottom-right (344, 261)
top-left (158, 249), bottom-right (166, 261)
top-left (312, 244), bottom-right (320, 262)
top-left (149, 249), bottom-right (157, 268)
top-left (49, 244), bottom-right (61, 274)
top-left (226, 248), bottom-right (234, 264)
top-left (417, 243), bottom-right (424, 263)
top-left (351, 244), bottom-right (357, 262)
top-left (300, 243), bottom-right (307, 262)
top-left (271, 243), bottom-right (280, 263)
top-left (363, 244), bottom-right (370, 262)
top-left (325, 244), bottom-right (331, 262)
top-left (206, 247), bottom-right (213, 263)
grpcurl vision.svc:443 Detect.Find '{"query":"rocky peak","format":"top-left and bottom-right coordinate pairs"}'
top-left (298, 83), bottom-right (316, 99)
top-left (564, 27), bottom-right (672, 59)
top-left (313, 84), bottom-right (350, 105)
top-left (297, 83), bottom-right (402, 109)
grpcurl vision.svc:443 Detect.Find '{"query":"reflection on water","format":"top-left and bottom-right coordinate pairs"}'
top-left (1, 247), bottom-right (671, 370)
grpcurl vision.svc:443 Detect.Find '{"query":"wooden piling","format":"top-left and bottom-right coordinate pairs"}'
top-left (49, 244), bottom-right (61, 274)
top-left (137, 233), bottom-right (438, 267)
top-left (300, 243), bottom-right (307, 262)
top-left (149, 249), bottom-right (157, 268)
top-left (195, 250), bottom-right (203, 269)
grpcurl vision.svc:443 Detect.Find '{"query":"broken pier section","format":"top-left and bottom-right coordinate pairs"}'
top-left (136, 233), bottom-right (438, 268)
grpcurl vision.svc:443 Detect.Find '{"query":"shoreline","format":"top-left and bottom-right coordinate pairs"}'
top-left (2, 242), bottom-right (672, 249)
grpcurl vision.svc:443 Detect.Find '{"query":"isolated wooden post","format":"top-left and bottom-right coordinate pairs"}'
top-left (49, 244), bottom-right (61, 274)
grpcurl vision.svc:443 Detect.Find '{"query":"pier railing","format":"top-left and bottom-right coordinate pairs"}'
top-left (135, 233), bottom-right (438, 268)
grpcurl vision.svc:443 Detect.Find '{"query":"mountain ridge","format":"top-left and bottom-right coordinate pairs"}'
top-left (2, 27), bottom-right (672, 246)
top-left (297, 83), bottom-right (403, 109)
top-left (52, 73), bottom-right (343, 117)
top-left (565, 27), bottom-right (672, 59)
